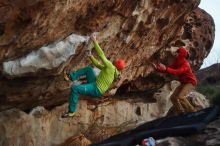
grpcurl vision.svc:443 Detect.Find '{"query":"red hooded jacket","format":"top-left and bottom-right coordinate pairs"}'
top-left (166, 48), bottom-right (197, 86)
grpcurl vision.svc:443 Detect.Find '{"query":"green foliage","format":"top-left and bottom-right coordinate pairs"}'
top-left (196, 85), bottom-right (220, 104)
top-left (212, 91), bottom-right (220, 105)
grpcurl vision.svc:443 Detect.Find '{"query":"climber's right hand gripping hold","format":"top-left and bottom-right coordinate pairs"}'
top-left (156, 63), bottom-right (166, 72)
top-left (151, 62), bottom-right (166, 72)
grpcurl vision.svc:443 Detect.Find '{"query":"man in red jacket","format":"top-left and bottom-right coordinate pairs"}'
top-left (154, 47), bottom-right (197, 114)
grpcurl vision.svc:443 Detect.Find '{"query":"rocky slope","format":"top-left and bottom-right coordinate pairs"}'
top-left (196, 63), bottom-right (220, 85)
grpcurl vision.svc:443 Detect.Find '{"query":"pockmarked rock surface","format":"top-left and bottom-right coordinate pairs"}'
top-left (0, 0), bottom-right (215, 111)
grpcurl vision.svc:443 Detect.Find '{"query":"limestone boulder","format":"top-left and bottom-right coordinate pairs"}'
top-left (0, 0), bottom-right (215, 111)
top-left (0, 95), bottom-right (172, 146)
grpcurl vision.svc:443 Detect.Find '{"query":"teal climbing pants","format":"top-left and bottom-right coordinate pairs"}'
top-left (69, 66), bottom-right (102, 112)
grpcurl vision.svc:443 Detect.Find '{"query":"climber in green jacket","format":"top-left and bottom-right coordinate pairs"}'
top-left (62, 33), bottom-right (125, 118)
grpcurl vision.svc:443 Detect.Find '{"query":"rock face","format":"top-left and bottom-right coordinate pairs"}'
top-left (0, 79), bottom-right (211, 146)
top-left (0, 0), bottom-right (215, 111)
top-left (0, 95), bottom-right (172, 146)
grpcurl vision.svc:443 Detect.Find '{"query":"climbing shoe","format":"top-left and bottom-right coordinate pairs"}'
top-left (61, 112), bottom-right (75, 118)
top-left (73, 80), bottom-right (82, 85)
top-left (64, 70), bottom-right (71, 81)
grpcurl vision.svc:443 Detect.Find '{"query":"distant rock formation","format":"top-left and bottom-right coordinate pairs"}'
top-left (197, 63), bottom-right (220, 85)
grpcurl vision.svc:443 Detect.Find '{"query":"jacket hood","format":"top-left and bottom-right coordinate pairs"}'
top-left (177, 47), bottom-right (188, 58)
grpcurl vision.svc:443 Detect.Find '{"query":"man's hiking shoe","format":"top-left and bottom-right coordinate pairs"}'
top-left (61, 112), bottom-right (75, 118)
top-left (64, 70), bottom-right (71, 81)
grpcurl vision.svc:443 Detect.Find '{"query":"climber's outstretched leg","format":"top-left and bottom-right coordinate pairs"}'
top-left (62, 82), bottom-right (101, 118)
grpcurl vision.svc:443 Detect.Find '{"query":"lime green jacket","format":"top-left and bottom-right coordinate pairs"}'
top-left (90, 41), bottom-right (119, 94)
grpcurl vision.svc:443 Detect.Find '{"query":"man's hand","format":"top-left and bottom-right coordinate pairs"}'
top-left (90, 33), bottom-right (97, 42)
top-left (156, 63), bottom-right (166, 72)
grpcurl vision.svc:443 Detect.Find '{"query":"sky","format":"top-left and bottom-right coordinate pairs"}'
top-left (199, 0), bottom-right (220, 68)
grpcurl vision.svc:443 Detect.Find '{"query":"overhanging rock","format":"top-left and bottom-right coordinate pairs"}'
top-left (0, 0), bottom-right (215, 111)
